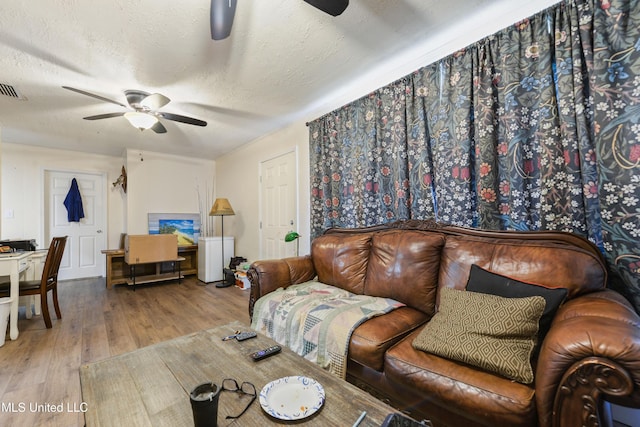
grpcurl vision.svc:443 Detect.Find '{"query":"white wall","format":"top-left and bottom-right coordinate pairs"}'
top-left (123, 149), bottom-right (215, 235)
top-left (215, 124), bottom-right (310, 263)
top-left (0, 144), bottom-right (215, 253)
top-left (0, 142), bottom-right (124, 249)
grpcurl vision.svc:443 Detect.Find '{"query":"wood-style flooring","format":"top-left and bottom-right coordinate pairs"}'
top-left (0, 276), bottom-right (250, 427)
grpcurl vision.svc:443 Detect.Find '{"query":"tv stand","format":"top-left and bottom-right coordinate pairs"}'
top-left (102, 244), bottom-right (198, 289)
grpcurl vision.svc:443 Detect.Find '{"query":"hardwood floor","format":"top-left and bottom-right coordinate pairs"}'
top-left (0, 276), bottom-right (250, 427)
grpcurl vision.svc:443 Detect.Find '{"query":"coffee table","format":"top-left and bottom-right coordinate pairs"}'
top-left (80, 322), bottom-right (398, 426)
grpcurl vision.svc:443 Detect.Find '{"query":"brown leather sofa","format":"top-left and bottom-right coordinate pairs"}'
top-left (247, 220), bottom-right (640, 427)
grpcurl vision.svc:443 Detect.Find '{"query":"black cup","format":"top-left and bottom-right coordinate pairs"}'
top-left (190, 382), bottom-right (220, 427)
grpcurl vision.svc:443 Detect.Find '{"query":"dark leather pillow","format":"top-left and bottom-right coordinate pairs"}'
top-left (466, 264), bottom-right (568, 342)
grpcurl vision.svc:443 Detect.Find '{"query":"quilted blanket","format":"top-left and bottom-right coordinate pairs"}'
top-left (251, 280), bottom-right (405, 378)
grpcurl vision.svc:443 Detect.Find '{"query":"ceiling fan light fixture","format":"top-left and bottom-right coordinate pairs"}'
top-left (124, 111), bottom-right (158, 130)
top-left (64, 86), bottom-right (205, 133)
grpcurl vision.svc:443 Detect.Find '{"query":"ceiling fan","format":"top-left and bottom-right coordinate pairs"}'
top-left (62, 86), bottom-right (207, 133)
top-left (210, 0), bottom-right (349, 40)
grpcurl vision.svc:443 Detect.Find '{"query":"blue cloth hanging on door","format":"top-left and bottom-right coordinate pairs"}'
top-left (63, 178), bottom-right (85, 222)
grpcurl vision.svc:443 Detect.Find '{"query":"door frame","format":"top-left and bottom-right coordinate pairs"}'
top-left (258, 147), bottom-right (299, 259)
top-left (42, 167), bottom-right (108, 278)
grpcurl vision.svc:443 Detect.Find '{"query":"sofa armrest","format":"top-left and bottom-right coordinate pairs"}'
top-left (535, 289), bottom-right (640, 427)
top-left (247, 256), bottom-right (315, 318)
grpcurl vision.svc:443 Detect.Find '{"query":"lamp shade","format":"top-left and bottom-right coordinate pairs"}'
top-left (124, 111), bottom-right (158, 130)
top-left (209, 198), bottom-right (235, 216)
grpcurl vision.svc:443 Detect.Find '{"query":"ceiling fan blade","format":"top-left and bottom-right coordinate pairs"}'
top-left (180, 102), bottom-right (265, 120)
top-left (151, 121), bottom-right (167, 134)
top-left (141, 93), bottom-right (170, 110)
top-left (83, 112), bottom-right (126, 120)
top-left (159, 112), bottom-right (207, 127)
top-left (62, 86), bottom-right (128, 108)
top-left (303, 0), bottom-right (349, 16)
top-left (210, 0), bottom-right (237, 40)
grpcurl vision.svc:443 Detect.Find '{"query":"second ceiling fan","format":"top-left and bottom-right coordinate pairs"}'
top-left (210, 0), bottom-right (349, 40)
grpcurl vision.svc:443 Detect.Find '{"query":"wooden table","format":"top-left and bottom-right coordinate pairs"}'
top-left (80, 322), bottom-right (398, 426)
top-left (0, 252), bottom-right (33, 340)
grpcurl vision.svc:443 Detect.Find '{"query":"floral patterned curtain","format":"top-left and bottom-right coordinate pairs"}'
top-left (309, 78), bottom-right (432, 231)
top-left (592, 0), bottom-right (640, 310)
top-left (309, 0), bottom-right (640, 313)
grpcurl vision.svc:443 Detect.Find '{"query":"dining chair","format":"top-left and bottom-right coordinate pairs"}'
top-left (0, 236), bottom-right (68, 329)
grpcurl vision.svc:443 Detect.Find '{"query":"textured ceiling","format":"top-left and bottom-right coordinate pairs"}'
top-left (0, 0), bottom-right (559, 160)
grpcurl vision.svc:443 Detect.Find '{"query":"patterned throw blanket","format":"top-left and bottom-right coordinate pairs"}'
top-left (251, 280), bottom-right (405, 378)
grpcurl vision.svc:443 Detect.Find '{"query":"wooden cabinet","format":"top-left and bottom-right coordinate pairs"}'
top-left (102, 244), bottom-right (198, 289)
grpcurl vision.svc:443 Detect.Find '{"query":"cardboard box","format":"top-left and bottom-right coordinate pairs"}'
top-left (124, 234), bottom-right (178, 264)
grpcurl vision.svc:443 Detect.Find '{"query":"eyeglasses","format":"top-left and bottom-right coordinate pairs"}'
top-left (221, 378), bottom-right (256, 419)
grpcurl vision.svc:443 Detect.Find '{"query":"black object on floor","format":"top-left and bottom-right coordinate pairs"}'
top-left (215, 268), bottom-right (236, 288)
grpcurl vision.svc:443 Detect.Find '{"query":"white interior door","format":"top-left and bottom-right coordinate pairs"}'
top-left (260, 150), bottom-right (297, 259)
top-left (45, 170), bottom-right (106, 280)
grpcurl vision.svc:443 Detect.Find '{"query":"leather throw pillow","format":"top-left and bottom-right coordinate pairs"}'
top-left (412, 287), bottom-right (545, 384)
top-left (465, 264), bottom-right (568, 343)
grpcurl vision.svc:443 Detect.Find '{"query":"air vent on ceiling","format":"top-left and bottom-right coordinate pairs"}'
top-left (0, 83), bottom-right (26, 100)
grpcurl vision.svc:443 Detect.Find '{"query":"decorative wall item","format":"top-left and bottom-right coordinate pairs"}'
top-left (112, 166), bottom-right (127, 193)
top-left (148, 213), bottom-right (201, 246)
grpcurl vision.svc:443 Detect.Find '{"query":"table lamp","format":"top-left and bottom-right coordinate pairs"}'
top-left (284, 231), bottom-right (300, 257)
top-left (209, 198), bottom-right (235, 288)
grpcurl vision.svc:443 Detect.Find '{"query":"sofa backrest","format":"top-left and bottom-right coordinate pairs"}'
top-left (311, 233), bottom-right (371, 294)
top-left (438, 234), bottom-right (607, 300)
top-left (364, 230), bottom-right (445, 314)
top-left (312, 229), bottom-right (446, 313)
top-left (316, 220), bottom-right (608, 314)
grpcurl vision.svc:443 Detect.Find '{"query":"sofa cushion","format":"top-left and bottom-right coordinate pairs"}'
top-left (364, 230), bottom-right (445, 315)
top-left (311, 233), bottom-right (371, 294)
top-left (412, 287), bottom-right (545, 384)
top-left (348, 306), bottom-right (429, 371)
top-left (466, 264), bottom-right (568, 343)
top-left (385, 329), bottom-right (538, 426)
top-left (438, 235), bottom-right (606, 300)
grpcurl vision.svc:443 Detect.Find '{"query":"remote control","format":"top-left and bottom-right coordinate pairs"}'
top-left (251, 345), bottom-right (281, 361)
top-left (235, 331), bottom-right (257, 341)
